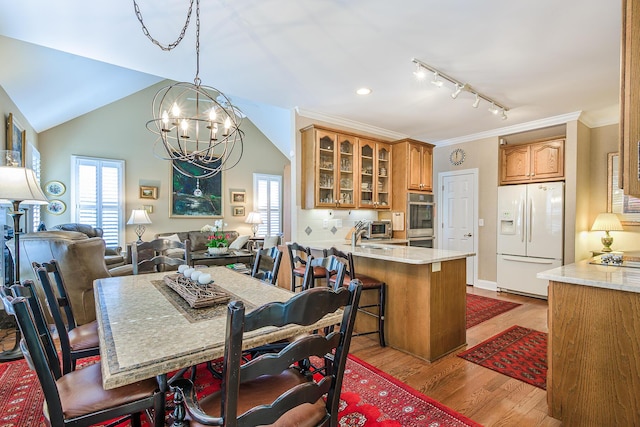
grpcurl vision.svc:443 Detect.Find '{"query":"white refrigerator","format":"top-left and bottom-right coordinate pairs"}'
top-left (497, 182), bottom-right (564, 298)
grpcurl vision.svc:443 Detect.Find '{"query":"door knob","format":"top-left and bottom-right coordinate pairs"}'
top-left (464, 233), bottom-right (472, 237)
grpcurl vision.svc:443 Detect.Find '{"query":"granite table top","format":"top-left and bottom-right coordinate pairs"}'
top-left (300, 240), bottom-right (475, 265)
top-left (537, 260), bottom-right (640, 294)
top-left (94, 266), bottom-right (343, 389)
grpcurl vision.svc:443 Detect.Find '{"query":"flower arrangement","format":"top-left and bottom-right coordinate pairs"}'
top-left (201, 220), bottom-right (229, 248)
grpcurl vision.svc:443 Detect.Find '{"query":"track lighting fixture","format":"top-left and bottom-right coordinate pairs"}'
top-left (413, 63), bottom-right (427, 80)
top-left (472, 93), bottom-right (480, 108)
top-left (431, 71), bottom-right (444, 87)
top-left (411, 57), bottom-right (509, 119)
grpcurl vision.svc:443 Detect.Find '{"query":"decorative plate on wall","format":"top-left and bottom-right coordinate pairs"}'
top-left (44, 180), bottom-right (66, 196)
top-left (46, 200), bottom-right (66, 215)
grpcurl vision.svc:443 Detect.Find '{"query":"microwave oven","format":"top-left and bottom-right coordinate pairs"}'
top-left (364, 220), bottom-right (392, 239)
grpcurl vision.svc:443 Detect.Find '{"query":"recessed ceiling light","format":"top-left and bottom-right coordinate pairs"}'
top-left (356, 87), bottom-right (372, 95)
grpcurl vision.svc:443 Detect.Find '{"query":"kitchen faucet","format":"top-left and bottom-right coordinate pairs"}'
top-left (351, 221), bottom-right (368, 246)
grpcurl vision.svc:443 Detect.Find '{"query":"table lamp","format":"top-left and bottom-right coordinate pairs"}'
top-left (0, 166), bottom-right (49, 361)
top-left (245, 211), bottom-right (262, 237)
top-left (127, 209), bottom-right (152, 242)
top-left (591, 212), bottom-right (623, 252)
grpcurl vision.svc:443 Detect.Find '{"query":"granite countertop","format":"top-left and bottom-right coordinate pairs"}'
top-left (537, 260), bottom-right (640, 294)
top-left (300, 240), bottom-right (475, 265)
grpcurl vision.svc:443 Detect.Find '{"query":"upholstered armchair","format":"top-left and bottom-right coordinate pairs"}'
top-left (6, 231), bottom-right (117, 325)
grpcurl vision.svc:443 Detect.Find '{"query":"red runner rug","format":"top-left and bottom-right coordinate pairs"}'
top-left (458, 325), bottom-right (547, 390)
top-left (0, 354), bottom-right (482, 427)
top-left (466, 293), bottom-right (521, 329)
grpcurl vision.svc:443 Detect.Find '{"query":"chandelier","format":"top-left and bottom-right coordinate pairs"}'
top-left (134, 0), bottom-right (244, 178)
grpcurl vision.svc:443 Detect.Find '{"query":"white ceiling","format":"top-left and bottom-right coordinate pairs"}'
top-left (0, 0), bottom-right (622, 145)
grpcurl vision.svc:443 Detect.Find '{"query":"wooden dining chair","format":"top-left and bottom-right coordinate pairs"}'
top-left (171, 280), bottom-right (362, 427)
top-left (32, 260), bottom-right (100, 374)
top-left (324, 246), bottom-right (387, 347)
top-left (2, 281), bottom-right (166, 427)
top-left (287, 242), bottom-right (327, 292)
top-left (251, 246), bottom-right (283, 285)
top-left (132, 238), bottom-right (191, 274)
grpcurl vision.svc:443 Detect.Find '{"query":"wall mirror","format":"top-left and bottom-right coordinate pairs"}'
top-left (608, 152), bottom-right (640, 225)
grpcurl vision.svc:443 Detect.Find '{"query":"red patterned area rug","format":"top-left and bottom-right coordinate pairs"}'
top-left (466, 293), bottom-right (521, 329)
top-left (0, 355), bottom-right (482, 427)
top-left (458, 325), bottom-right (547, 390)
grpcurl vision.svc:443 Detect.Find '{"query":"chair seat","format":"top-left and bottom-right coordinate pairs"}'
top-left (330, 273), bottom-right (383, 289)
top-left (68, 320), bottom-right (99, 351)
top-left (293, 265), bottom-right (326, 278)
top-left (188, 368), bottom-right (326, 427)
top-left (54, 362), bottom-right (158, 419)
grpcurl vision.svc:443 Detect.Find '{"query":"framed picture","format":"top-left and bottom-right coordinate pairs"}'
top-left (232, 206), bottom-right (245, 216)
top-left (6, 113), bottom-right (26, 167)
top-left (171, 159), bottom-right (223, 218)
top-left (140, 186), bottom-right (158, 199)
top-left (143, 204), bottom-right (154, 214)
top-left (607, 152), bottom-right (640, 225)
top-left (231, 191), bottom-right (246, 203)
top-left (46, 200), bottom-right (66, 215)
top-left (44, 180), bottom-right (66, 196)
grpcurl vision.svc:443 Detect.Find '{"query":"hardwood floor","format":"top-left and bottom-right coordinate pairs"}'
top-left (350, 286), bottom-right (562, 427)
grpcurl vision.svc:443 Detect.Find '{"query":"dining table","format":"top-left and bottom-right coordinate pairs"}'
top-left (94, 266), bottom-right (343, 392)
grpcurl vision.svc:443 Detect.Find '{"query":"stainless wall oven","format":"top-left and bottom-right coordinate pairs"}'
top-left (407, 193), bottom-right (435, 239)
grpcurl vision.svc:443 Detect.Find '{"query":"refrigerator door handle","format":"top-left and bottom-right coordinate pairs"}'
top-left (501, 255), bottom-right (556, 264)
top-left (528, 198), bottom-right (533, 243)
top-left (520, 200), bottom-right (525, 242)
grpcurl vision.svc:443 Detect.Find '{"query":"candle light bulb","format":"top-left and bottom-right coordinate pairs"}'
top-left (209, 109), bottom-right (217, 121)
top-left (224, 117), bottom-right (231, 131)
top-left (181, 119), bottom-right (189, 137)
top-left (171, 102), bottom-right (181, 117)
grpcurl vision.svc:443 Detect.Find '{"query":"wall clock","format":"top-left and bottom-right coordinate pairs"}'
top-left (449, 148), bottom-right (466, 166)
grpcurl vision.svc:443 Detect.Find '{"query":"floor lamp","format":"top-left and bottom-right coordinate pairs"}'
top-left (0, 166), bottom-right (49, 361)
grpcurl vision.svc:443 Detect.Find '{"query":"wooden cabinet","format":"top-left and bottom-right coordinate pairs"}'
top-left (499, 139), bottom-right (564, 185)
top-left (391, 139), bottom-right (434, 193)
top-left (301, 125), bottom-right (391, 210)
top-left (358, 139), bottom-right (391, 209)
top-left (301, 126), bottom-right (356, 209)
top-left (619, 0), bottom-right (640, 197)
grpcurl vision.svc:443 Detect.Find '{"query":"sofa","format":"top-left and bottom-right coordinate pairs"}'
top-left (155, 230), bottom-right (252, 266)
top-left (6, 231), bottom-right (115, 325)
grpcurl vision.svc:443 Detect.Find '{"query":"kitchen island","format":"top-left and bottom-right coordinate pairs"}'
top-left (302, 241), bottom-right (475, 362)
top-left (538, 261), bottom-right (640, 425)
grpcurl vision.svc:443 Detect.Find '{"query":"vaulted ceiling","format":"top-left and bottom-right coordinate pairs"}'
top-left (0, 1), bottom-right (622, 145)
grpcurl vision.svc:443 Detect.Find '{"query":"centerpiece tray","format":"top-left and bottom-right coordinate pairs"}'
top-left (163, 273), bottom-right (231, 308)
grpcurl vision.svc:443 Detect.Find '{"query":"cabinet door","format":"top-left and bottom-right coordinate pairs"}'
top-left (530, 140), bottom-right (564, 181)
top-left (408, 143), bottom-right (424, 190)
top-left (358, 139), bottom-right (376, 207)
top-left (315, 130), bottom-right (338, 207)
top-left (420, 145), bottom-right (433, 192)
top-left (500, 145), bottom-right (530, 184)
top-left (336, 134), bottom-right (356, 208)
top-left (621, 0), bottom-right (640, 196)
top-left (376, 143), bottom-right (391, 209)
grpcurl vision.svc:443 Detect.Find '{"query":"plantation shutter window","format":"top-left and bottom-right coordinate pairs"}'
top-left (253, 173), bottom-right (282, 237)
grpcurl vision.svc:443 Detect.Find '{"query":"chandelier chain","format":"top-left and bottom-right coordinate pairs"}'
top-left (194, 0), bottom-right (201, 86)
top-left (133, 0), bottom-right (195, 52)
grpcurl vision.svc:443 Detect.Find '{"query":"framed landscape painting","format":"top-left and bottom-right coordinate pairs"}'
top-left (171, 159), bottom-right (223, 218)
top-left (6, 113), bottom-right (26, 166)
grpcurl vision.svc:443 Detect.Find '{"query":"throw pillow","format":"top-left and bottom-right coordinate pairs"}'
top-left (263, 235), bottom-right (280, 249)
top-left (164, 234), bottom-right (185, 257)
top-left (229, 235), bottom-right (250, 250)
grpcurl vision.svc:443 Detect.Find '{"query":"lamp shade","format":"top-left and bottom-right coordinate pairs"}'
top-left (127, 209), bottom-right (152, 225)
top-left (245, 211), bottom-right (262, 225)
top-left (591, 213), bottom-right (623, 231)
top-left (0, 166), bottom-right (49, 205)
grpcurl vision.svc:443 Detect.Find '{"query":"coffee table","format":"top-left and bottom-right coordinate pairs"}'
top-left (189, 249), bottom-right (253, 267)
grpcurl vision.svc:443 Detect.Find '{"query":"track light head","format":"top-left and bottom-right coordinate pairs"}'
top-left (451, 84), bottom-right (462, 99)
top-left (488, 102), bottom-right (499, 115)
top-left (472, 93), bottom-right (480, 108)
top-left (431, 72), bottom-right (443, 87)
top-left (413, 63), bottom-right (426, 80)
top-left (501, 109), bottom-right (508, 120)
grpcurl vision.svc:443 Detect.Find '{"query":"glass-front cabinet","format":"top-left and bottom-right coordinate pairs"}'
top-left (301, 126), bottom-right (356, 209)
top-left (358, 139), bottom-right (391, 209)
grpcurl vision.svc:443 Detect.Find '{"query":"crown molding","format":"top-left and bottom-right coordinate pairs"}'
top-left (295, 108), bottom-right (408, 141)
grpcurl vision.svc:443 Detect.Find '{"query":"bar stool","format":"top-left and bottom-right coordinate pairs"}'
top-left (287, 242), bottom-right (327, 292)
top-left (325, 247), bottom-right (386, 347)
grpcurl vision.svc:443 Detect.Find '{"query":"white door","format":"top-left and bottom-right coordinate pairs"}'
top-left (440, 170), bottom-right (477, 285)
